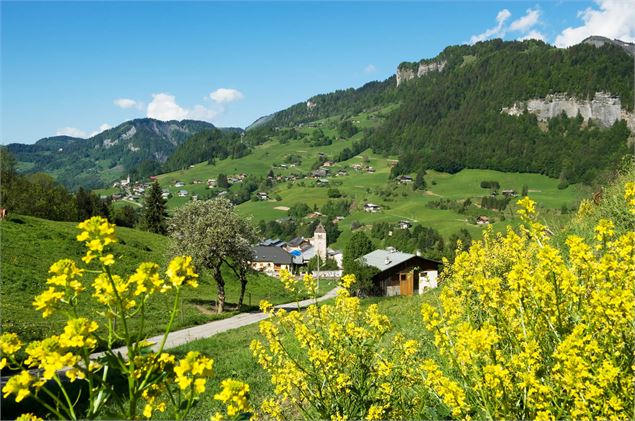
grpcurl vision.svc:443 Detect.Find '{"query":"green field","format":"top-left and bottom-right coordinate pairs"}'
top-left (0, 215), bottom-right (324, 343)
top-left (97, 104), bottom-right (590, 250)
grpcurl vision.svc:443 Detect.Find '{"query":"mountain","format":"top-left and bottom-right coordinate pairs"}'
top-left (251, 37), bottom-right (634, 185)
top-left (7, 118), bottom-right (216, 189)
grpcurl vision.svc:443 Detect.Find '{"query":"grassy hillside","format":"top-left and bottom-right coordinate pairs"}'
top-left (0, 215), bottom-right (319, 342)
top-left (148, 113), bottom-right (588, 249)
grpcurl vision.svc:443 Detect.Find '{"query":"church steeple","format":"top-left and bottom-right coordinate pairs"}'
top-left (314, 223), bottom-right (327, 260)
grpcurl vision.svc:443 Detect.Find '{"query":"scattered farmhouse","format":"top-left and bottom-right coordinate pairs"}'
top-left (364, 203), bottom-right (382, 213)
top-left (257, 192), bottom-right (269, 201)
top-left (359, 248), bottom-right (440, 296)
top-left (398, 220), bottom-right (413, 229)
top-left (177, 190), bottom-right (189, 197)
top-left (476, 215), bottom-right (490, 225)
top-left (502, 189), bottom-right (517, 197)
top-left (175, 181), bottom-right (185, 188)
top-left (398, 175), bottom-right (414, 184)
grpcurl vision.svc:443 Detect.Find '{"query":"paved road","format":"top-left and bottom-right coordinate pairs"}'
top-left (1, 288), bottom-right (340, 385)
top-left (92, 287), bottom-right (340, 359)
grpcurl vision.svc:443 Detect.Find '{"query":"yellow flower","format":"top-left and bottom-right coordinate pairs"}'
top-left (166, 256), bottom-right (199, 288)
top-left (0, 332), bottom-right (23, 356)
top-left (58, 318), bottom-right (98, 349)
top-left (214, 379), bottom-right (252, 417)
top-left (15, 413), bottom-right (44, 421)
top-left (278, 268), bottom-right (297, 293)
top-left (366, 404), bottom-right (386, 420)
top-left (32, 287), bottom-right (64, 318)
top-left (625, 181), bottom-right (635, 214)
top-left (259, 300), bottom-right (273, 314)
top-left (2, 370), bottom-right (34, 402)
top-left (76, 216), bottom-right (117, 263)
top-left (47, 259), bottom-right (85, 293)
top-left (99, 254), bottom-right (115, 266)
top-left (340, 274), bottom-right (356, 289)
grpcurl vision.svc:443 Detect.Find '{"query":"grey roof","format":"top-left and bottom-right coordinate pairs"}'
top-left (252, 246), bottom-right (294, 264)
top-left (287, 237), bottom-right (306, 247)
top-left (359, 249), bottom-right (417, 272)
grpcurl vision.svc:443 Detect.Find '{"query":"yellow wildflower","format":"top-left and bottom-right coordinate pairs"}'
top-left (32, 287), bottom-right (64, 318)
top-left (2, 370), bottom-right (34, 402)
top-left (166, 256), bottom-right (198, 288)
top-left (214, 379), bottom-right (252, 417)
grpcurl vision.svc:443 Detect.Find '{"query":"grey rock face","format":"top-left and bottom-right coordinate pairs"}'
top-left (502, 92), bottom-right (634, 130)
top-left (396, 60), bottom-right (447, 86)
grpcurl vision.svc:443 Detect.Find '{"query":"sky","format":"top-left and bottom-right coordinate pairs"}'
top-left (2, 0), bottom-right (635, 144)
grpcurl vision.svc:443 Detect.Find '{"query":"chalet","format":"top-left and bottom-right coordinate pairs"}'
top-left (476, 216), bottom-right (490, 225)
top-left (306, 211), bottom-right (323, 219)
top-left (178, 190), bottom-right (189, 197)
top-left (366, 166), bottom-right (376, 173)
top-left (317, 178), bottom-right (329, 185)
top-left (322, 161), bottom-right (334, 167)
top-left (257, 192), bottom-right (269, 201)
top-left (336, 170), bottom-right (348, 176)
top-left (192, 195), bottom-right (199, 201)
top-left (112, 193), bottom-right (123, 200)
top-left (398, 175), bottom-right (414, 184)
top-left (207, 179), bottom-right (217, 188)
top-left (193, 179), bottom-right (204, 184)
top-left (502, 189), bottom-right (517, 197)
top-left (251, 245), bottom-right (294, 276)
top-left (359, 248), bottom-right (440, 296)
top-left (175, 181), bottom-right (185, 188)
top-left (364, 203), bottom-right (381, 213)
top-left (398, 220), bottom-right (412, 229)
top-left (161, 192), bottom-right (171, 200)
top-left (351, 163), bottom-right (363, 171)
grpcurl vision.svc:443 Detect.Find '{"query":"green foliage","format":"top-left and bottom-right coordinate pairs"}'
top-left (327, 188), bottom-right (342, 198)
top-left (480, 180), bottom-right (500, 189)
top-left (142, 181), bottom-right (168, 235)
top-left (342, 231), bottom-right (374, 275)
top-left (369, 40), bottom-right (634, 185)
top-left (338, 120), bottom-right (358, 138)
top-left (163, 129), bottom-right (249, 172)
top-left (288, 203), bottom-right (311, 219)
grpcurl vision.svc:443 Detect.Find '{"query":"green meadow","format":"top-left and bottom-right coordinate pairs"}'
top-left (0, 215), bottom-right (331, 343)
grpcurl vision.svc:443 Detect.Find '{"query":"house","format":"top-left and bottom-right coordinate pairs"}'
top-left (336, 170), bottom-right (348, 177)
top-left (175, 181), bottom-right (185, 188)
top-left (192, 195), bottom-right (199, 201)
top-left (476, 216), bottom-right (490, 225)
top-left (260, 238), bottom-right (286, 248)
top-left (250, 246), bottom-right (295, 275)
top-left (207, 179), bottom-right (217, 188)
top-left (322, 161), bottom-right (334, 167)
top-left (501, 189), bottom-right (517, 197)
top-left (366, 166), bottom-right (376, 173)
top-left (364, 203), bottom-right (382, 213)
top-left (312, 169), bottom-right (328, 178)
top-left (193, 179), bottom-right (204, 185)
top-left (398, 175), bottom-right (414, 184)
top-left (359, 248), bottom-right (441, 296)
top-left (306, 211), bottom-right (323, 219)
top-left (398, 220), bottom-right (412, 229)
top-left (257, 192), bottom-right (269, 201)
top-left (351, 163), bottom-right (363, 171)
top-left (161, 192), bottom-right (171, 200)
top-left (178, 190), bottom-right (189, 197)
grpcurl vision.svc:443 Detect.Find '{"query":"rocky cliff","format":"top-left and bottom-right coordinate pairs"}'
top-left (396, 60), bottom-right (447, 86)
top-left (582, 36), bottom-right (635, 57)
top-left (502, 92), bottom-right (635, 131)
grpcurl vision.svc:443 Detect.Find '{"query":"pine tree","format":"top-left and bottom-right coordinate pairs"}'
top-left (143, 181), bottom-right (167, 234)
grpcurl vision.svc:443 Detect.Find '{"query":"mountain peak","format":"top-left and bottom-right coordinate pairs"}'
top-left (581, 35), bottom-right (635, 56)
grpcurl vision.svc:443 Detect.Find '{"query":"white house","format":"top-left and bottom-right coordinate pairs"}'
top-left (364, 203), bottom-right (382, 213)
top-left (178, 190), bottom-right (189, 197)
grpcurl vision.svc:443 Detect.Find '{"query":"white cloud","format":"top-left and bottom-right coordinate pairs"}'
top-left (363, 64), bottom-right (377, 74)
top-left (519, 30), bottom-right (546, 42)
top-left (56, 127), bottom-right (87, 138)
top-left (209, 88), bottom-right (244, 104)
top-left (510, 8), bottom-right (541, 32)
top-left (146, 92), bottom-right (220, 122)
top-left (470, 7), bottom-right (546, 44)
top-left (113, 98), bottom-right (143, 109)
top-left (89, 123), bottom-right (112, 138)
top-left (555, 0), bottom-right (635, 47)
top-left (470, 9), bottom-right (511, 44)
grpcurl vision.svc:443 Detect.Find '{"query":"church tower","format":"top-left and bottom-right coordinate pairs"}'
top-left (314, 223), bottom-right (327, 261)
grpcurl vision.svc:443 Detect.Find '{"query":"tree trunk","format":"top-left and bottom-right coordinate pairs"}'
top-left (237, 271), bottom-right (247, 310)
top-left (213, 264), bottom-right (225, 313)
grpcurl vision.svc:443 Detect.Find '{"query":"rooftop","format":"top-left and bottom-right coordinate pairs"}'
top-left (251, 246), bottom-right (294, 264)
top-left (359, 249), bottom-right (416, 272)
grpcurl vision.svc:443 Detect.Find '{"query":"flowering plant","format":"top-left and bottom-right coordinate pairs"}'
top-left (421, 196), bottom-right (634, 419)
top-left (1, 217), bottom-right (249, 420)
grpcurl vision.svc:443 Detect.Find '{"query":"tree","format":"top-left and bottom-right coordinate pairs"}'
top-left (413, 171), bottom-right (427, 191)
top-left (217, 173), bottom-right (229, 189)
top-left (168, 198), bottom-right (256, 313)
top-left (343, 231), bottom-right (375, 274)
top-left (521, 184), bottom-right (529, 197)
top-left (114, 204), bottom-right (139, 228)
top-left (143, 181), bottom-right (167, 234)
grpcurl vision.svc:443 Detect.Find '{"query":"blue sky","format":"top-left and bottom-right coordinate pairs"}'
top-left (2, 1), bottom-right (634, 144)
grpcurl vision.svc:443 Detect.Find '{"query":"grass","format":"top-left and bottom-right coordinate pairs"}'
top-left (0, 215), bottom-right (321, 343)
